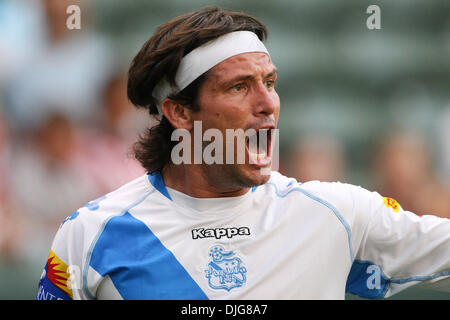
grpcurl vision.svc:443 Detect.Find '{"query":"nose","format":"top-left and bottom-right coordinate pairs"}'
top-left (252, 82), bottom-right (278, 117)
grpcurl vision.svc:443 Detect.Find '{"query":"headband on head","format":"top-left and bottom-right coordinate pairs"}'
top-left (152, 30), bottom-right (270, 115)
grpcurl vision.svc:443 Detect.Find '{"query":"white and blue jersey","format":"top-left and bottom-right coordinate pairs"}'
top-left (36, 171), bottom-right (450, 300)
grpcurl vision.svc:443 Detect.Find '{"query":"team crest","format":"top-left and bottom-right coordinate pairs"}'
top-left (204, 245), bottom-right (247, 292)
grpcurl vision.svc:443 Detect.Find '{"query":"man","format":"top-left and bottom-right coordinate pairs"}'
top-left (36, 6), bottom-right (449, 300)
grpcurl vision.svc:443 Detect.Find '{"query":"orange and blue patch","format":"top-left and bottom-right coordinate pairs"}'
top-left (36, 250), bottom-right (73, 300)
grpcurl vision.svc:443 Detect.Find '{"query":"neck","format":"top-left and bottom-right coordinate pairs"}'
top-left (161, 163), bottom-right (249, 198)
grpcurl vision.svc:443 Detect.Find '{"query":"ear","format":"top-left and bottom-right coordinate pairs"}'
top-left (161, 98), bottom-right (194, 131)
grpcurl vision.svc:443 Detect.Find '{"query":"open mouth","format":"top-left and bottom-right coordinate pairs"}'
top-left (245, 128), bottom-right (273, 167)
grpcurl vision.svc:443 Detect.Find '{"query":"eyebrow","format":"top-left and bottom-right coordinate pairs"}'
top-left (217, 67), bottom-right (278, 88)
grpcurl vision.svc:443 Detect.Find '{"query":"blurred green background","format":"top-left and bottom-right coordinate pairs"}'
top-left (0, 0), bottom-right (449, 299)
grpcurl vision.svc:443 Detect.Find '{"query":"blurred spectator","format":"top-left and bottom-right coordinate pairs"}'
top-left (286, 135), bottom-right (346, 183)
top-left (3, 0), bottom-right (113, 130)
top-left (0, 111), bottom-right (25, 262)
top-left (8, 112), bottom-right (97, 227)
top-left (372, 131), bottom-right (450, 219)
top-left (0, 0), bottom-right (148, 270)
top-left (76, 72), bottom-right (149, 194)
top-left (0, 0), bottom-right (46, 82)
top-left (437, 105), bottom-right (450, 188)
top-left (0, 112), bottom-right (8, 205)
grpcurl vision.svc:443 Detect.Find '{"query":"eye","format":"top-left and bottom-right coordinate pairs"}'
top-left (265, 79), bottom-right (276, 88)
top-left (230, 83), bottom-right (245, 92)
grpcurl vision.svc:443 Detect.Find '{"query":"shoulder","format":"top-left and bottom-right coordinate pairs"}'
top-left (76, 174), bottom-right (152, 220)
top-left (265, 171), bottom-right (358, 204)
top-left (46, 174), bottom-right (156, 299)
top-left (263, 171), bottom-right (378, 221)
top-left (53, 174), bottom-right (155, 250)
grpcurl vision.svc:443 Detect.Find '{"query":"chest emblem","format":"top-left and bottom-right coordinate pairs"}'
top-left (204, 245), bottom-right (247, 292)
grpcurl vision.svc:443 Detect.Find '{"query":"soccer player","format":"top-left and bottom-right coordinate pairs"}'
top-left (36, 6), bottom-right (449, 300)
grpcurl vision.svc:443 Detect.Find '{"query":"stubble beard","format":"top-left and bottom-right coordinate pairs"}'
top-left (201, 162), bottom-right (271, 192)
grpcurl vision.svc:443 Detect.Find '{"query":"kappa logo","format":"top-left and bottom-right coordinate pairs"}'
top-left (205, 245), bottom-right (247, 292)
top-left (191, 227), bottom-right (251, 240)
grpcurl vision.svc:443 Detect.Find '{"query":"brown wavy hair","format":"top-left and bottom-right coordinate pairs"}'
top-left (127, 6), bottom-right (268, 173)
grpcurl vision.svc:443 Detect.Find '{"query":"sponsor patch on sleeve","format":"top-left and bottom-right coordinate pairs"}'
top-left (383, 197), bottom-right (400, 213)
top-left (36, 250), bottom-right (73, 300)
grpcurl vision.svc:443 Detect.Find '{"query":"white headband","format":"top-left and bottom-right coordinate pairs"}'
top-left (152, 30), bottom-right (270, 115)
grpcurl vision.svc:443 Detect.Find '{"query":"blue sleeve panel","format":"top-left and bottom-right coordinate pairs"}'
top-left (345, 260), bottom-right (389, 299)
top-left (89, 211), bottom-right (208, 300)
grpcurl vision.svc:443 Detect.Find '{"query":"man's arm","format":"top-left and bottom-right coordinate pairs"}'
top-left (346, 184), bottom-right (450, 298)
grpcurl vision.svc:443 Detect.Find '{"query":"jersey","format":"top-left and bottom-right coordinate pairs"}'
top-left (36, 171), bottom-right (450, 300)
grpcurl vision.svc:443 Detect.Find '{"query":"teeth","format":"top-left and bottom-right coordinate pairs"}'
top-left (250, 152), bottom-right (266, 160)
top-left (258, 128), bottom-right (270, 137)
top-left (247, 128), bottom-right (272, 164)
top-left (256, 152), bottom-right (266, 160)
